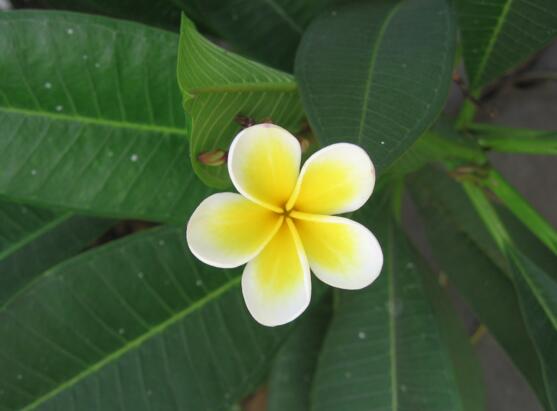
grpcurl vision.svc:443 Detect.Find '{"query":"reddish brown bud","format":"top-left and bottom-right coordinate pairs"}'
top-left (198, 149), bottom-right (227, 166)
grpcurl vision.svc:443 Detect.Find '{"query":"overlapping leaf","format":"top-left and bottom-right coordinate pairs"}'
top-left (0, 226), bottom-right (292, 410)
top-left (0, 199), bottom-right (112, 307)
top-left (510, 252), bottom-right (557, 409)
top-left (457, 0), bottom-right (557, 91)
top-left (0, 11), bottom-right (211, 224)
top-left (267, 294), bottom-right (332, 411)
top-left (179, 0), bottom-right (332, 70)
top-left (420, 261), bottom-right (485, 411)
top-left (295, 0), bottom-right (456, 172)
top-left (177, 15), bottom-right (305, 188)
top-left (309, 212), bottom-right (473, 411)
top-left (410, 167), bottom-right (552, 409)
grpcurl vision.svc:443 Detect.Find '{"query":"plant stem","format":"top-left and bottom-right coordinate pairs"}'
top-left (482, 170), bottom-right (557, 255)
top-left (468, 124), bottom-right (557, 155)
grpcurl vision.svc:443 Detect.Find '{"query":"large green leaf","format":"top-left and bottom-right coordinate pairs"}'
top-left (179, 0), bottom-right (332, 71)
top-left (267, 294), bottom-right (332, 411)
top-left (0, 11), bottom-right (211, 224)
top-left (310, 215), bottom-right (465, 411)
top-left (457, 0), bottom-right (557, 91)
top-left (409, 167), bottom-right (551, 409)
top-left (0, 226), bottom-right (293, 410)
top-left (177, 15), bottom-right (305, 188)
top-left (0, 200), bottom-right (112, 307)
top-left (295, 0), bottom-right (456, 173)
top-left (33, 0), bottom-right (182, 30)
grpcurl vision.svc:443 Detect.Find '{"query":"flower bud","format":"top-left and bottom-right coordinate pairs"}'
top-left (198, 149), bottom-right (227, 166)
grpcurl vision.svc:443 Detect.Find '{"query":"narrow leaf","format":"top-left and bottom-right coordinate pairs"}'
top-left (177, 15), bottom-right (305, 188)
top-left (0, 199), bottom-right (112, 307)
top-left (410, 167), bottom-right (551, 409)
top-left (295, 0), bottom-right (456, 172)
top-left (511, 251), bottom-right (557, 409)
top-left (0, 226), bottom-right (291, 410)
top-left (463, 177), bottom-right (557, 410)
top-left (457, 0), bottom-right (557, 90)
top-left (0, 11), bottom-right (211, 224)
top-left (483, 170), bottom-right (557, 255)
top-left (420, 259), bottom-right (486, 411)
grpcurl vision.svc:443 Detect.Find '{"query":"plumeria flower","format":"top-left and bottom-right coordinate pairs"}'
top-left (186, 124), bottom-right (383, 326)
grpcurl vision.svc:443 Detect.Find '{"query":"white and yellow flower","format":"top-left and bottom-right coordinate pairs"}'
top-left (186, 124), bottom-right (383, 326)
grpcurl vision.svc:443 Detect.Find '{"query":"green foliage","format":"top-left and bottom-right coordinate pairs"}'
top-left (309, 212), bottom-right (482, 411)
top-left (0, 11), bottom-right (211, 224)
top-left (1, 0), bottom-right (557, 410)
top-left (0, 200), bottom-right (112, 307)
top-left (32, 0), bottom-right (182, 29)
top-left (469, 124), bottom-right (557, 154)
top-left (177, 15), bottom-right (304, 188)
top-left (0, 226), bottom-right (291, 410)
top-left (410, 167), bottom-right (552, 408)
top-left (295, 0), bottom-right (457, 172)
top-left (457, 0), bottom-right (557, 91)
top-left (179, 0), bottom-right (332, 71)
top-left (267, 295), bottom-right (332, 411)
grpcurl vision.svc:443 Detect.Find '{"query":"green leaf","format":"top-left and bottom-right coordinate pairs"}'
top-left (35, 0), bottom-right (181, 30)
top-left (178, 0), bottom-right (332, 71)
top-left (295, 0), bottom-right (456, 173)
top-left (461, 176), bottom-right (557, 410)
top-left (457, 0), bottom-right (557, 91)
top-left (409, 167), bottom-right (551, 409)
top-left (177, 15), bottom-right (305, 189)
top-left (310, 215), bottom-right (465, 411)
top-left (0, 199), bottom-right (112, 307)
top-left (267, 293), bottom-right (332, 411)
top-left (510, 251), bottom-right (557, 329)
top-left (384, 119), bottom-right (486, 178)
top-left (0, 11), bottom-right (212, 224)
top-left (0, 226), bottom-right (292, 410)
top-left (469, 123), bottom-right (557, 155)
top-left (420, 258), bottom-right (486, 411)
top-left (482, 170), bottom-right (557, 255)
top-left (510, 251), bottom-right (557, 409)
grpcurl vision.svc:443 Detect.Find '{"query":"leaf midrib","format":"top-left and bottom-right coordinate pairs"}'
top-left (471, 0), bottom-right (514, 89)
top-left (21, 275), bottom-right (242, 411)
top-left (511, 252), bottom-right (557, 331)
top-left (0, 107), bottom-right (186, 136)
top-left (357, 2), bottom-right (403, 145)
top-left (387, 222), bottom-right (399, 411)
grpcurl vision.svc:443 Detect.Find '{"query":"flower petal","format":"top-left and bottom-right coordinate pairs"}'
top-left (186, 193), bottom-right (283, 268)
top-left (242, 218), bottom-right (311, 326)
top-left (291, 212), bottom-right (383, 289)
top-left (287, 143), bottom-right (375, 214)
top-left (228, 124), bottom-right (301, 212)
